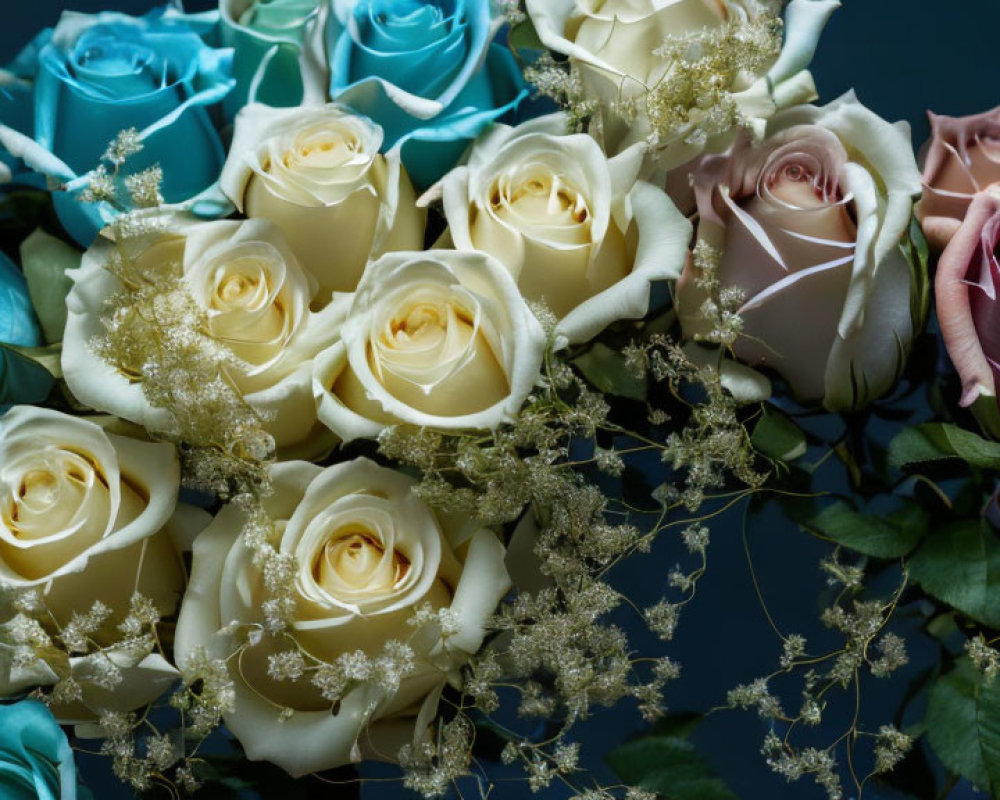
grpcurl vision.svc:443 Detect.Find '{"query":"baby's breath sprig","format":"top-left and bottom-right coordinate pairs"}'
top-left (722, 554), bottom-right (911, 800)
top-left (640, 10), bottom-right (782, 151)
top-left (377, 313), bottom-right (767, 794)
top-left (523, 54), bottom-right (598, 134)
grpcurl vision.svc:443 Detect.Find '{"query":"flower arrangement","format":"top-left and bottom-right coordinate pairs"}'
top-left (0, 1), bottom-right (998, 799)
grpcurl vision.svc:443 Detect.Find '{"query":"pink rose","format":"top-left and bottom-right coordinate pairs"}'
top-left (919, 108), bottom-right (1000, 251)
top-left (677, 94), bottom-right (923, 410)
top-left (935, 187), bottom-right (1000, 436)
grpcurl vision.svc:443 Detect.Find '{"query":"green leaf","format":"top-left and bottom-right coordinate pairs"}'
top-left (789, 499), bottom-right (927, 559)
top-left (925, 660), bottom-right (1000, 795)
top-left (909, 521), bottom-right (1000, 628)
top-left (508, 16), bottom-right (544, 57)
top-left (889, 423), bottom-right (1000, 469)
top-left (19, 227), bottom-right (79, 344)
top-left (573, 342), bottom-right (647, 401)
top-left (0, 342), bottom-right (55, 405)
top-left (607, 732), bottom-right (735, 800)
top-left (751, 405), bottom-right (807, 463)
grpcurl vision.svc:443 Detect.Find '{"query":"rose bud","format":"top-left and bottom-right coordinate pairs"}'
top-left (677, 93), bottom-right (925, 411)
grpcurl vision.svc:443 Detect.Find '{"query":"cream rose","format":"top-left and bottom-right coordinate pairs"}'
top-left (918, 107), bottom-right (1000, 251)
top-left (439, 114), bottom-right (691, 344)
top-left (221, 104), bottom-right (426, 299)
top-left (62, 217), bottom-right (345, 457)
top-left (525, 0), bottom-right (837, 166)
top-left (313, 250), bottom-right (546, 441)
top-left (676, 92), bottom-right (924, 411)
top-left (0, 406), bottom-right (203, 718)
top-left (175, 457), bottom-right (510, 776)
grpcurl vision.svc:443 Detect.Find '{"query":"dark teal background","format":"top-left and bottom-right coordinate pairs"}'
top-left (2, 2), bottom-right (996, 799)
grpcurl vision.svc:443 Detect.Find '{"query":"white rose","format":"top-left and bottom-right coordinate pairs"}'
top-left (313, 250), bottom-right (546, 441)
top-left (221, 104), bottom-right (426, 299)
top-left (525, 0), bottom-right (838, 166)
top-left (175, 457), bottom-right (510, 776)
top-left (0, 406), bottom-right (205, 717)
top-left (440, 114), bottom-right (691, 344)
top-left (62, 217), bottom-right (345, 457)
top-left (677, 92), bottom-right (924, 410)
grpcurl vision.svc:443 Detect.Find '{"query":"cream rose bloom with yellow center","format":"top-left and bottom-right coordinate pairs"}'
top-left (221, 104), bottom-right (425, 299)
top-left (439, 114), bottom-right (691, 344)
top-left (62, 217), bottom-right (345, 457)
top-left (525, 0), bottom-right (837, 165)
top-left (175, 457), bottom-right (510, 776)
top-left (313, 250), bottom-right (546, 441)
top-left (0, 406), bottom-right (205, 718)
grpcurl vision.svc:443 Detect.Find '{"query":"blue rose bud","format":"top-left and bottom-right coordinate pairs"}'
top-left (325, 0), bottom-right (530, 188)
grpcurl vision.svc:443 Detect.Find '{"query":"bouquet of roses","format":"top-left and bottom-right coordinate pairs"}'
top-left (1, 1), bottom-right (998, 798)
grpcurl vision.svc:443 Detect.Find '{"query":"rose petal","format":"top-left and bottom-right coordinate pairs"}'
top-left (936, 188), bottom-right (1000, 405)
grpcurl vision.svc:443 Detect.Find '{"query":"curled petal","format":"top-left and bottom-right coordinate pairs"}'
top-left (936, 187), bottom-right (1000, 406)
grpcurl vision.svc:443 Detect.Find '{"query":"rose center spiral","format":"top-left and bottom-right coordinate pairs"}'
top-left (313, 529), bottom-right (409, 594)
top-left (494, 169), bottom-right (590, 227)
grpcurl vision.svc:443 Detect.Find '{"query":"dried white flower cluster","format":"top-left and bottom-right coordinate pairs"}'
top-left (639, 12), bottom-right (782, 150)
top-left (523, 55), bottom-right (598, 134)
top-left (728, 559), bottom-right (911, 799)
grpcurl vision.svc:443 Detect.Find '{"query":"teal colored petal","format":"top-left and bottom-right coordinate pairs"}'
top-left (0, 762), bottom-right (41, 800)
top-left (49, 193), bottom-right (109, 249)
top-left (222, 0), bottom-right (319, 116)
top-left (0, 700), bottom-right (79, 800)
top-left (0, 251), bottom-right (42, 348)
top-left (0, 346), bottom-right (55, 407)
top-left (396, 44), bottom-right (530, 188)
top-left (240, 0), bottom-right (320, 42)
top-left (328, 0), bottom-right (491, 110)
top-left (346, 3), bottom-right (467, 94)
top-left (0, 249), bottom-right (53, 404)
top-left (222, 22), bottom-right (307, 114)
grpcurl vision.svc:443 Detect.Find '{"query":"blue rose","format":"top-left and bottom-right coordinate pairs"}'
top-left (0, 700), bottom-right (90, 800)
top-left (323, 0), bottom-right (529, 188)
top-left (0, 8), bottom-right (235, 246)
top-left (221, 0), bottom-right (323, 116)
top-left (0, 250), bottom-right (51, 407)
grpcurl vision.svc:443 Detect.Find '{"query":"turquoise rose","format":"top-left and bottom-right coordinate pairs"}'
top-left (324, 0), bottom-right (529, 188)
top-left (0, 251), bottom-right (51, 407)
top-left (0, 700), bottom-right (90, 800)
top-left (0, 8), bottom-right (235, 247)
top-left (221, 0), bottom-right (322, 116)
